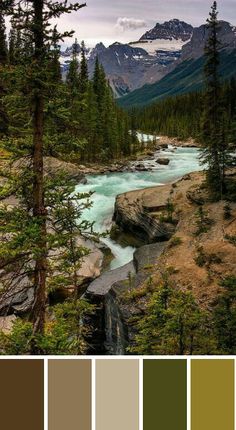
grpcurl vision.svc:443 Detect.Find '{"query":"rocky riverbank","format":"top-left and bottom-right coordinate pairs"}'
top-left (0, 156), bottom-right (105, 326)
top-left (65, 135), bottom-right (200, 175)
top-left (113, 171), bottom-right (236, 308)
top-left (113, 184), bottom-right (176, 243)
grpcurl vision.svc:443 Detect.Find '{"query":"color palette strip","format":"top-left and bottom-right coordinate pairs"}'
top-left (0, 359), bottom-right (234, 430)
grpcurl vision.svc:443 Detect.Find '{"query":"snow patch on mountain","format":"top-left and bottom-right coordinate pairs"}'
top-left (130, 38), bottom-right (190, 56)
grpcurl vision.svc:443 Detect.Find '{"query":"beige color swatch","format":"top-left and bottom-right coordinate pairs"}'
top-left (48, 359), bottom-right (91, 430)
top-left (96, 359), bottom-right (139, 430)
top-left (191, 360), bottom-right (234, 430)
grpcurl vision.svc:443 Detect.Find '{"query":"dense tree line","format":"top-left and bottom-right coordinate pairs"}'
top-left (134, 79), bottom-right (236, 143)
top-left (0, 21), bottom-right (136, 162)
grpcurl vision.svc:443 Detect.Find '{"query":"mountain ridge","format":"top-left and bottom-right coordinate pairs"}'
top-left (60, 18), bottom-right (236, 99)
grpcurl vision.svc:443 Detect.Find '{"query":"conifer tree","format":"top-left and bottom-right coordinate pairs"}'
top-left (79, 40), bottom-right (88, 94)
top-left (0, 6), bottom-right (8, 135)
top-left (213, 277), bottom-right (236, 354)
top-left (2, 0), bottom-right (86, 344)
top-left (132, 277), bottom-right (216, 355)
top-left (200, 1), bottom-right (234, 199)
top-left (8, 24), bottom-right (17, 65)
top-left (66, 38), bottom-right (80, 95)
top-left (0, 7), bottom-right (8, 64)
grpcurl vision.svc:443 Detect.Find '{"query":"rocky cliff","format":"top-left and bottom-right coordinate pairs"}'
top-left (113, 185), bottom-right (176, 243)
top-left (85, 243), bottom-right (167, 355)
top-left (113, 171), bottom-right (236, 308)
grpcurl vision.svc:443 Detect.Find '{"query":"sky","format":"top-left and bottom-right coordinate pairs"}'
top-left (6, 0), bottom-right (236, 48)
top-left (56, 0), bottom-right (236, 47)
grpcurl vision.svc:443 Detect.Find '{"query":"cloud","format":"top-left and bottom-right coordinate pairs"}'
top-left (115, 17), bottom-right (147, 32)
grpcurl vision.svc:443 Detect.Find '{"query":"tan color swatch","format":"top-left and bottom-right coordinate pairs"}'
top-left (191, 359), bottom-right (234, 430)
top-left (96, 359), bottom-right (139, 430)
top-left (48, 359), bottom-right (91, 430)
top-left (0, 359), bottom-right (44, 430)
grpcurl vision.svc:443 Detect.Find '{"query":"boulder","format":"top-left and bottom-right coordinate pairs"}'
top-left (12, 156), bottom-right (86, 183)
top-left (0, 315), bottom-right (17, 334)
top-left (156, 143), bottom-right (168, 149)
top-left (135, 164), bottom-right (149, 172)
top-left (0, 275), bottom-right (34, 316)
top-left (156, 158), bottom-right (170, 165)
top-left (114, 186), bottom-right (175, 243)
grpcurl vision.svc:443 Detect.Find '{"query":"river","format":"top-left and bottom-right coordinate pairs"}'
top-left (76, 146), bottom-right (202, 270)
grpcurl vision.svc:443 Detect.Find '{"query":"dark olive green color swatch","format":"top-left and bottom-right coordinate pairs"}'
top-left (0, 359), bottom-right (44, 430)
top-left (143, 359), bottom-right (187, 430)
top-left (191, 360), bottom-right (234, 430)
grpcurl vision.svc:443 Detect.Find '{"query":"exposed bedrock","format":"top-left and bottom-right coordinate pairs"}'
top-left (113, 185), bottom-right (176, 243)
top-left (85, 242), bottom-right (167, 355)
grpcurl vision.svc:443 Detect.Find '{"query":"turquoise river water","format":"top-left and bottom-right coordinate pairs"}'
top-left (76, 147), bottom-right (202, 269)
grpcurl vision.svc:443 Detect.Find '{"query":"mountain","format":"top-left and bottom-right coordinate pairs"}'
top-left (60, 19), bottom-right (193, 97)
top-left (140, 18), bottom-right (193, 42)
top-left (118, 20), bottom-right (236, 108)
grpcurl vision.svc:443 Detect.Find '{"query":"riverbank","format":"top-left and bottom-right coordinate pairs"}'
top-left (61, 135), bottom-right (200, 175)
top-left (114, 171), bottom-right (236, 307)
top-left (84, 169), bottom-right (235, 354)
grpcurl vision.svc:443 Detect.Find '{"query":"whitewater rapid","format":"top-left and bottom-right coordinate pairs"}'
top-left (76, 147), bottom-right (202, 269)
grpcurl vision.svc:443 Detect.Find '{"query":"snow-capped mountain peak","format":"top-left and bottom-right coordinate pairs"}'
top-left (140, 19), bottom-right (193, 42)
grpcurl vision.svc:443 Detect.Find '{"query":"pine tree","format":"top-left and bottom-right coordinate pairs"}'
top-left (8, 25), bottom-right (17, 65)
top-left (0, 7), bottom-right (7, 64)
top-left (214, 277), bottom-right (236, 354)
top-left (0, 6), bottom-right (8, 135)
top-left (2, 0), bottom-right (86, 346)
top-left (66, 38), bottom-right (80, 95)
top-left (131, 277), bottom-right (216, 355)
top-left (200, 1), bottom-right (234, 199)
top-left (79, 40), bottom-right (88, 94)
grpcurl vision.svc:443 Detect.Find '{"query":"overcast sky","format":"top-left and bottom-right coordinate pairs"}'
top-left (57, 0), bottom-right (236, 47)
top-left (6, 0), bottom-right (236, 48)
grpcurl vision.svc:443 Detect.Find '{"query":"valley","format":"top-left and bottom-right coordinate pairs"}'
top-left (60, 18), bottom-right (236, 101)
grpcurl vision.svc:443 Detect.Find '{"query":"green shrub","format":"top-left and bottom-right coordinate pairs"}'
top-left (169, 236), bottom-right (183, 248)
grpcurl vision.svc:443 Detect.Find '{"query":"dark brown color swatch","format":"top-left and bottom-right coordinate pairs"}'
top-left (48, 359), bottom-right (91, 430)
top-left (191, 359), bottom-right (235, 430)
top-left (0, 359), bottom-right (44, 430)
top-left (143, 359), bottom-right (187, 430)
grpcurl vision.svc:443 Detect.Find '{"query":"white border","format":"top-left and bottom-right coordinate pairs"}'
top-left (44, 358), bottom-right (48, 430)
top-left (92, 358), bottom-right (96, 430)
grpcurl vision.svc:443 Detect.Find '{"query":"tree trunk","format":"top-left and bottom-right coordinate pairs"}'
top-left (30, 0), bottom-right (47, 339)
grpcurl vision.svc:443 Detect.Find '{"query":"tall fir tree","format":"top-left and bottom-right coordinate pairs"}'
top-left (78, 40), bottom-right (88, 94)
top-left (0, 5), bottom-right (8, 135)
top-left (66, 38), bottom-right (80, 95)
top-left (0, 7), bottom-right (7, 64)
top-left (2, 0), bottom-right (86, 345)
top-left (200, 1), bottom-right (234, 199)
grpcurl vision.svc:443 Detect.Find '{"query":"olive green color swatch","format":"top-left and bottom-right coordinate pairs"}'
top-left (191, 359), bottom-right (234, 430)
top-left (48, 359), bottom-right (91, 430)
top-left (0, 359), bottom-right (44, 430)
top-left (143, 359), bottom-right (187, 430)
top-left (96, 359), bottom-right (139, 430)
